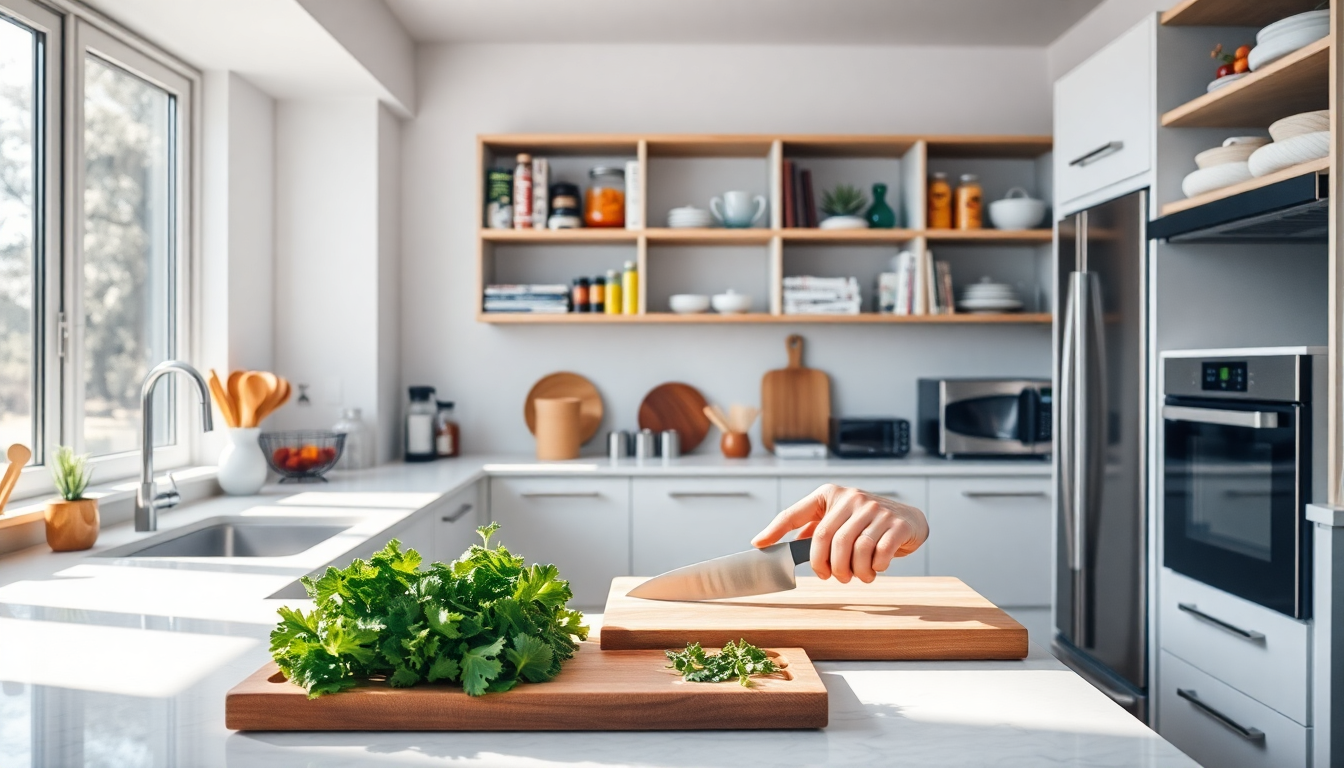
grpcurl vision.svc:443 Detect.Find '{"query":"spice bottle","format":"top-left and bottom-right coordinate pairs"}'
top-left (571, 277), bottom-right (590, 313)
top-left (954, 173), bottom-right (982, 230)
top-left (591, 275), bottom-right (605, 313)
top-left (512, 153), bottom-right (533, 229)
top-left (434, 401), bottom-right (460, 458)
top-left (621, 260), bottom-right (639, 314)
top-left (928, 172), bottom-right (952, 229)
top-left (405, 386), bottom-right (437, 462)
top-left (605, 268), bottom-right (622, 315)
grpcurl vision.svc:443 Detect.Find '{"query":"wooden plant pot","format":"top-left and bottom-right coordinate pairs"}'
top-left (45, 498), bottom-right (99, 552)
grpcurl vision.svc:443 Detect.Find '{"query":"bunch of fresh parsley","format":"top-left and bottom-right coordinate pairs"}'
top-left (269, 522), bottom-right (588, 698)
top-left (665, 640), bottom-right (781, 687)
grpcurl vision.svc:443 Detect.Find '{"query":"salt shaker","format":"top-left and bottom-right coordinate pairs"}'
top-left (634, 429), bottom-right (656, 460)
top-left (608, 430), bottom-right (631, 460)
top-left (661, 430), bottom-right (680, 461)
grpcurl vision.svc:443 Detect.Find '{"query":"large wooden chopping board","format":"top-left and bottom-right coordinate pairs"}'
top-left (601, 576), bottom-right (1027, 661)
top-left (760, 335), bottom-right (831, 451)
top-left (226, 641), bottom-right (827, 731)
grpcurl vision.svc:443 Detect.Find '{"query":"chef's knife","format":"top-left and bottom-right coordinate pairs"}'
top-left (627, 538), bottom-right (812, 601)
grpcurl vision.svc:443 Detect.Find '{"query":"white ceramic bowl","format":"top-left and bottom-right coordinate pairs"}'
top-left (1247, 131), bottom-right (1330, 177)
top-left (1249, 23), bottom-right (1328, 71)
top-left (1182, 162), bottom-right (1254, 198)
top-left (987, 188), bottom-right (1046, 231)
top-left (1258, 10), bottom-right (1330, 45)
top-left (668, 294), bottom-right (710, 314)
top-left (711, 290), bottom-right (753, 314)
top-left (1194, 137), bottom-right (1269, 169)
top-left (1269, 110), bottom-right (1331, 142)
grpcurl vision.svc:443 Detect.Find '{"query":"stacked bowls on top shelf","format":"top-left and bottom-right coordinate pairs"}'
top-left (1181, 136), bottom-right (1267, 198)
top-left (1246, 110), bottom-right (1331, 178)
top-left (1248, 10), bottom-right (1329, 71)
top-left (957, 277), bottom-right (1022, 314)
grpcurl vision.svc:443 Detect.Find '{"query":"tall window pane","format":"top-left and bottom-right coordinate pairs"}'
top-left (0, 16), bottom-right (37, 461)
top-left (82, 55), bottom-right (173, 455)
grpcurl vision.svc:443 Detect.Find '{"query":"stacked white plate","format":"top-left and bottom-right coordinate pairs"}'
top-left (1249, 10), bottom-right (1329, 71)
top-left (1182, 136), bottom-right (1267, 198)
top-left (1248, 131), bottom-right (1329, 177)
top-left (1206, 72), bottom-right (1248, 93)
top-left (668, 205), bottom-right (713, 229)
top-left (957, 277), bottom-right (1022, 313)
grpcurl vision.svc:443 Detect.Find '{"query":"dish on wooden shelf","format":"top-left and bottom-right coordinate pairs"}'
top-left (957, 298), bottom-right (1023, 313)
top-left (1247, 131), bottom-right (1329, 177)
top-left (1181, 162), bottom-right (1254, 198)
top-left (524, 372), bottom-right (604, 444)
top-left (987, 187), bottom-right (1046, 231)
top-left (1257, 9), bottom-right (1330, 46)
top-left (1206, 72), bottom-right (1248, 93)
top-left (669, 294), bottom-right (710, 314)
top-left (711, 290), bottom-right (753, 314)
top-left (668, 206), bottom-right (714, 229)
top-left (638, 383), bottom-right (711, 452)
top-left (1269, 110), bottom-right (1330, 142)
top-left (1248, 16), bottom-right (1328, 72)
top-left (1194, 137), bottom-right (1269, 169)
top-left (958, 278), bottom-right (1022, 313)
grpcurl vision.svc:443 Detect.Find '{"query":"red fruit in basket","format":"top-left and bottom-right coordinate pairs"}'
top-left (299, 444), bottom-right (321, 462)
top-left (272, 447), bottom-right (291, 465)
top-left (321, 446), bottom-right (337, 462)
top-left (285, 455), bottom-right (305, 472)
top-left (1216, 64), bottom-right (1233, 78)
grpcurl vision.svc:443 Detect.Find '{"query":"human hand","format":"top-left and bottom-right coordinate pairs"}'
top-left (751, 484), bottom-right (929, 583)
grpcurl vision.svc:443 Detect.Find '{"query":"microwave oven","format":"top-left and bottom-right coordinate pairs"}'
top-left (829, 418), bottom-right (910, 459)
top-left (917, 378), bottom-right (1052, 458)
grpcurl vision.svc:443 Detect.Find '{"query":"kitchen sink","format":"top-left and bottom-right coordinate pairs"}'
top-left (99, 518), bottom-right (355, 558)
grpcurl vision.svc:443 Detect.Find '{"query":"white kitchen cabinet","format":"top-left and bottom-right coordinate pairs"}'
top-left (1054, 15), bottom-right (1152, 209)
top-left (926, 477), bottom-right (1052, 607)
top-left (433, 482), bottom-right (484, 564)
top-left (632, 477), bottom-right (779, 576)
top-left (777, 477), bottom-right (929, 577)
top-left (385, 507), bottom-right (436, 557)
top-left (489, 477), bottom-right (631, 608)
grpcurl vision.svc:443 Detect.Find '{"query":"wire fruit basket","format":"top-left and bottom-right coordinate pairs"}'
top-left (260, 431), bottom-right (346, 483)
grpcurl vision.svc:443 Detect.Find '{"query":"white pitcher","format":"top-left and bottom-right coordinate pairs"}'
top-left (218, 427), bottom-right (268, 495)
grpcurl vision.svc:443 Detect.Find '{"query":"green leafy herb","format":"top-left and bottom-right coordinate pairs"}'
top-left (50, 446), bottom-right (92, 501)
top-left (665, 640), bottom-right (781, 687)
top-left (269, 523), bottom-right (588, 698)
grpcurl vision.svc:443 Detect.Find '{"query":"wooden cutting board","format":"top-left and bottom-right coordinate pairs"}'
top-left (760, 335), bottom-right (830, 451)
top-left (601, 576), bottom-right (1027, 661)
top-left (226, 641), bottom-right (827, 731)
top-left (637, 382), bottom-right (711, 452)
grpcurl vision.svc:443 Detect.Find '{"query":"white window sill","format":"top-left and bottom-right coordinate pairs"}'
top-left (0, 466), bottom-right (219, 532)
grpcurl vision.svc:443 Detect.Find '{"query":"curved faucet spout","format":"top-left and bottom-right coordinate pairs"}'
top-left (136, 360), bottom-right (215, 532)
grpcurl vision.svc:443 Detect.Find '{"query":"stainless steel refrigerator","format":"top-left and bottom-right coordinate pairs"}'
top-left (1053, 189), bottom-right (1148, 721)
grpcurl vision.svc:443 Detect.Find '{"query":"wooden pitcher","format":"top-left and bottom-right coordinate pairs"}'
top-left (534, 397), bottom-right (582, 461)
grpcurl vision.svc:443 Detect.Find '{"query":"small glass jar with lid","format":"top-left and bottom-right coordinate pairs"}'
top-left (405, 386), bottom-right (437, 462)
top-left (585, 166), bottom-right (625, 228)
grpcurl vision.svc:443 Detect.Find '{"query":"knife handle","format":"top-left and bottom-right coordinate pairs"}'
top-left (789, 538), bottom-right (812, 565)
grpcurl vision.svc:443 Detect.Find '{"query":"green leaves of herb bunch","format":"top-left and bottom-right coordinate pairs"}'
top-left (666, 640), bottom-right (781, 687)
top-left (50, 446), bottom-right (92, 501)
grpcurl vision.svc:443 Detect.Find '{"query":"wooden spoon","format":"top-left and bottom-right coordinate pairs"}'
top-left (227, 370), bottom-right (244, 421)
top-left (208, 369), bottom-right (239, 428)
top-left (256, 376), bottom-right (291, 424)
top-left (0, 444), bottom-right (32, 516)
top-left (702, 406), bottom-right (731, 434)
top-left (238, 372), bottom-right (272, 428)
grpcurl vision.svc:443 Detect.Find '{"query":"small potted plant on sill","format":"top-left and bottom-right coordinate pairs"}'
top-left (819, 184), bottom-right (870, 230)
top-left (45, 446), bottom-right (98, 552)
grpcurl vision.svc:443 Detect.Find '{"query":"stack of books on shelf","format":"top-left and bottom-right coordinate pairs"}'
top-left (483, 284), bottom-right (569, 314)
top-left (781, 160), bottom-right (818, 228)
top-left (783, 276), bottom-right (862, 315)
top-left (879, 250), bottom-right (955, 315)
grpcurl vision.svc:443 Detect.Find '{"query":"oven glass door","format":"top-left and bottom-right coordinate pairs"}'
top-left (1163, 397), bottom-right (1306, 618)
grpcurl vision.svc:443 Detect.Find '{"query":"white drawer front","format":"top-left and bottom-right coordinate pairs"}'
top-left (1159, 651), bottom-right (1309, 768)
top-left (633, 478), bottom-right (778, 576)
top-left (926, 477), bottom-right (1052, 607)
top-left (489, 477), bottom-right (631, 608)
top-left (778, 477), bottom-right (928, 577)
top-left (433, 482), bottom-right (483, 564)
top-left (1160, 569), bottom-right (1309, 724)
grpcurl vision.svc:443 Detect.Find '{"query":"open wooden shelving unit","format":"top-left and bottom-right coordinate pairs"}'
top-left (477, 133), bottom-right (1053, 325)
top-left (1160, 0), bottom-right (1323, 28)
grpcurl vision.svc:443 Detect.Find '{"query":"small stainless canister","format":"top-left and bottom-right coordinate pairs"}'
top-left (634, 428), bottom-right (656, 460)
top-left (608, 430), bottom-right (631, 460)
top-left (661, 430), bottom-right (680, 460)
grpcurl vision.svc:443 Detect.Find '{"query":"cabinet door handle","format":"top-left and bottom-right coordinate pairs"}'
top-left (521, 491), bottom-right (602, 499)
top-left (1176, 689), bottom-right (1265, 741)
top-left (1177, 603), bottom-right (1265, 641)
top-left (668, 491), bottom-right (752, 499)
top-left (1068, 140), bottom-right (1124, 167)
top-left (961, 491), bottom-right (1050, 499)
top-left (441, 503), bottom-right (473, 523)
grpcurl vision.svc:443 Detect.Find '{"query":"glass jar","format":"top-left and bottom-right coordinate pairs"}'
top-left (547, 182), bottom-right (582, 229)
top-left (927, 172), bottom-right (952, 229)
top-left (333, 407), bottom-right (373, 470)
top-left (405, 386), bottom-right (437, 462)
top-left (585, 167), bottom-right (625, 228)
top-left (434, 401), bottom-right (460, 458)
top-left (954, 173), bottom-right (983, 230)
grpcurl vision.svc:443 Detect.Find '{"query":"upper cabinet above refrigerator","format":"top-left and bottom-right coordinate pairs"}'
top-left (1055, 16), bottom-right (1155, 215)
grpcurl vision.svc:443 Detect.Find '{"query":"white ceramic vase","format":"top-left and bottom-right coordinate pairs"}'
top-left (218, 427), bottom-right (268, 495)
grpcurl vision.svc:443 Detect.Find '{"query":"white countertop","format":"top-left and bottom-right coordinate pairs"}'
top-left (480, 452), bottom-right (1052, 477)
top-left (0, 460), bottom-right (1191, 768)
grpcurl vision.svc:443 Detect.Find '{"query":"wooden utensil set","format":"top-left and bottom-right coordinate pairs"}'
top-left (209, 370), bottom-right (291, 429)
top-left (703, 404), bottom-right (759, 458)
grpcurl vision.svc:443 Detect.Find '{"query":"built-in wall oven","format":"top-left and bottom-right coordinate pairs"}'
top-left (1161, 348), bottom-right (1325, 619)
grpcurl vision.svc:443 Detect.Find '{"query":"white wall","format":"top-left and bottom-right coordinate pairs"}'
top-left (401, 43), bottom-right (1056, 456)
top-left (1048, 0), bottom-right (1176, 81)
top-left (377, 103), bottom-right (403, 462)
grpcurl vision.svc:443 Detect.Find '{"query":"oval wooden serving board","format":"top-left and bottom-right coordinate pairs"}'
top-left (638, 382), bottom-right (710, 452)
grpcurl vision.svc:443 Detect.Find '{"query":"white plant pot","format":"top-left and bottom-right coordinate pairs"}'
top-left (218, 427), bottom-right (268, 495)
top-left (819, 215), bottom-right (868, 230)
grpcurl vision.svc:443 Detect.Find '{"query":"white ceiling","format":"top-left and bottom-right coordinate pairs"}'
top-left (383, 0), bottom-right (1106, 46)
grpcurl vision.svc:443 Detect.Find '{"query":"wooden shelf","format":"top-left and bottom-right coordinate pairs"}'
top-left (780, 228), bottom-right (920, 245)
top-left (480, 312), bottom-right (1052, 325)
top-left (483, 228), bottom-right (1051, 246)
top-left (924, 229), bottom-right (1052, 244)
top-left (1162, 0), bottom-right (1323, 27)
top-left (925, 136), bottom-right (1055, 159)
top-left (644, 228), bottom-right (773, 245)
top-left (1161, 37), bottom-right (1329, 128)
top-left (480, 229), bottom-right (637, 244)
top-left (1160, 156), bottom-right (1329, 216)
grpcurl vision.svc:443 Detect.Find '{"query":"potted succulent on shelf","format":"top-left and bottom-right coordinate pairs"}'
top-left (819, 184), bottom-right (870, 230)
top-left (45, 446), bottom-right (98, 552)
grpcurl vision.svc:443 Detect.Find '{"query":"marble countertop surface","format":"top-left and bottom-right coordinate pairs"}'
top-left (479, 452), bottom-right (1052, 476)
top-left (0, 459), bottom-right (1192, 768)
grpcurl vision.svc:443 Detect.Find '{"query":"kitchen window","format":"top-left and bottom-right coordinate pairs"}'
top-left (0, 0), bottom-right (197, 497)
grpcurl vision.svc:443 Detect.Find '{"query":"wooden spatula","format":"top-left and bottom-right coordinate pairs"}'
top-left (227, 370), bottom-right (244, 420)
top-left (208, 369), bottom-right (239, 428)
top-left (760, 335), bottom-right (831, 451)
top-left (238, 372), bottom-right (272, 428)
top-left (255, 376), bottom-right (291, 424)
top-left (0, 443), bottom-right (32, 516)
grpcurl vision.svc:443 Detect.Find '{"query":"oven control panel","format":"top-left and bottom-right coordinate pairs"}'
top-left (1202, 361), bottom-right (1247, 392)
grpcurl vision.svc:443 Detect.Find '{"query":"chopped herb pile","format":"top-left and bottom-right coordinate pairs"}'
top-left (665, 640), bottom-right (781, 687)
top-left (269, 523), bottom-right (588, 698)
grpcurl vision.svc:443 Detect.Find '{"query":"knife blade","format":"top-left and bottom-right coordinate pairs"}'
top-left (626, 538), bottom-right (813, 601)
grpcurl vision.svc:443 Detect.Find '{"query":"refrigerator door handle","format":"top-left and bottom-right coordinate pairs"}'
top-left (1058, 274), bottom-right (1078, 575)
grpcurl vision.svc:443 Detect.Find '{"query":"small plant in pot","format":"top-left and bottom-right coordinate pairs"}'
top-left (819, 184), bottom-right (870, 230)
top-left (45, 446), bottom-right (98, 552)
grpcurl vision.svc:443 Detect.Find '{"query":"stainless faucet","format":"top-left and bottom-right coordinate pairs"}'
top-left (136, 360), bottom-right (214, 531)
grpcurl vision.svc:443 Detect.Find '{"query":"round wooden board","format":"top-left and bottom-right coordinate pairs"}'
top-left (524, 372), bottom-right (604, 444)
top-left (638, 382), bottom-right (711, 452)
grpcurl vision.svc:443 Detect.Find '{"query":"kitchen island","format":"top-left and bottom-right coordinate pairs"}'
top-left (0, 460), bottom-right (1193, 767)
